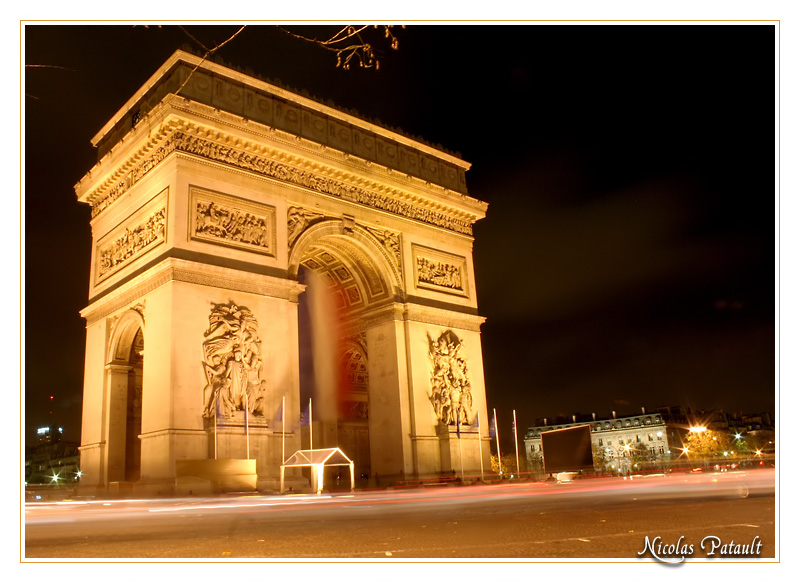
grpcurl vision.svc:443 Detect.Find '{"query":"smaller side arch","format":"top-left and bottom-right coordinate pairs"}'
top-left (107, 308), bottom-right (145, 365)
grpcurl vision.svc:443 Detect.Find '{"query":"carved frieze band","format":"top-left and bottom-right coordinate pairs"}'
top-left (95, 188), bottom-right (168, 284)
top-left (90, 129), bottom-right (473, 235)
top-left (412, 244), bottom-right (469, 298)
top-left (190, 186), bottom-right (277, 256)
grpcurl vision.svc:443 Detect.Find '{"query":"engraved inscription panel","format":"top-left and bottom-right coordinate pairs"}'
top-left (412, 244), bottom-right (469, 298)
top-left (95, 188), bottom-right (168, 283)
top-left (190, 186), bottom-right (276, 256)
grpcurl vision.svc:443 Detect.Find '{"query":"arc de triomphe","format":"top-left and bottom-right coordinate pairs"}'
top-left (75, 51), bottom-right (489, 494)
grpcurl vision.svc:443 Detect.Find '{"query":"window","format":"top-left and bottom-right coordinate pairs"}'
top-left (598, 438), bottom-right (604, 446)
top-left (619, 437), bottom-right (624, 445)
top-left (636, 434), bottom-right (642, 442)
top-left (648, 433), bottom-right (654, 441)
top-left (659, 446), bottom-right (665, 454)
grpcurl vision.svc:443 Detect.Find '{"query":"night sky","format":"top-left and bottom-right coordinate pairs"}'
top-left (23, 24), bottom-right (776, 447)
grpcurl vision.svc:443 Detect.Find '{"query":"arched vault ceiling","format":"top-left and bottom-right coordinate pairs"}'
top-left (300, 239), bottom-right (391, 314)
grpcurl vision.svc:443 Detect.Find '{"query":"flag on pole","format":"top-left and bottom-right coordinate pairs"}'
top-left (474, 411), bottom-right (484, 480)
top-left (493, 408), bottom-right (502, 474)
top-left (281, 395), bottom-right (286, 464)
top-left (489, 413), bottom-right (496, 439)
top-left (513, 409), bottom-right (521, 476)
top-left (456, 419), bottom-right (461, 439)
top-left (275, 400), bottom-right (284, 423)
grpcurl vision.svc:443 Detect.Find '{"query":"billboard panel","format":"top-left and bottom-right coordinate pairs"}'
top-left (541, 424), bottom-right (593, 474)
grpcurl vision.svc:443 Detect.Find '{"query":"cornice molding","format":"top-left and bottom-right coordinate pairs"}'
top-left (77, 100), bottom-right (486, 234)
top-left (404, 303), bottom-right (486, 333)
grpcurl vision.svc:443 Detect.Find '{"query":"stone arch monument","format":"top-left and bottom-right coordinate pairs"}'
top-left (75, 51), bottom-right (489, 494)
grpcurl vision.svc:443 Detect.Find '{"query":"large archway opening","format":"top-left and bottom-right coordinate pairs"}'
top-left (292, 224), bottom-right (398, 485)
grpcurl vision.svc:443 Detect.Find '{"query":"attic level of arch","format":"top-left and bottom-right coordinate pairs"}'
top-left (92, 54), bottom-right (471, 196)
top-left (77, 102), bottom-right (484, 237)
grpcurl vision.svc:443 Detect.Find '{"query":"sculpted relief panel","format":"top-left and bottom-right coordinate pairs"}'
top-left (412, 245), bottom-right (469, 298)
top-left (201, 301), bottom-right (267, 419)
top-left (95, 189), bottom-right (168, 283)
top-left (287, 205), bottom-right (328, 247)
top-left (428, 330), bottom-right (474, 426)
top-left (190, 186), bottom-right (276, 256)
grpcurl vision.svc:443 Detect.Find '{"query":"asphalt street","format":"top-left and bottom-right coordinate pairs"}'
top-left (24, 471), bottom-right (776, 560)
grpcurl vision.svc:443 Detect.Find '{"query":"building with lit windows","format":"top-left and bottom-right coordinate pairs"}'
top-left (25, 426), bottom-right (81, 486)
top-left (524, 411), bottom-right (672, 476)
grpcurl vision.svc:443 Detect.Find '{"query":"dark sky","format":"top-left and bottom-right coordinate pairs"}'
top-left (23, 24), bottom-right (775, 446)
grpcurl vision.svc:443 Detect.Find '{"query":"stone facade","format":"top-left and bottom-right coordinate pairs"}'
top-left (75, 51), bottom-right (489, 494)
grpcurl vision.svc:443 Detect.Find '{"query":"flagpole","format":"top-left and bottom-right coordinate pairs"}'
top-left (245, 391), bottom-right (250, 459)
top-left (513, 409), bottom-right (520, 478)
top-left (309, 398), bottom-right (313, 450)
top-left (281, 395), bottom-right (286, 464)
top-left (457, 407), bottom-right (464, 480)
top-left (493, 408), bottom-right (502, 475)
top-left (477, 412), bottom-right (484, 482)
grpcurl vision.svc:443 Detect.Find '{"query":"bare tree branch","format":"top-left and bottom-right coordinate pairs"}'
top-left (277, 25), bottom-right (402, 70)
top-left (25, 65), bottom-right (75, 71)
top-left (173, 25), bottom-right (247, 98)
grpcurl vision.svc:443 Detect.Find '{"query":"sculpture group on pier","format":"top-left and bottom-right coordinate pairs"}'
top-left (428, 330), bottom-right (473, 426)
top-left (201, 301), bottom-right (267, 419)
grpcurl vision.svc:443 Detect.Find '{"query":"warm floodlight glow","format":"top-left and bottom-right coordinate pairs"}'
top-left (689, 426), bottom-right (707, 433)
top-left (682, 447), bottom-right (690, 455)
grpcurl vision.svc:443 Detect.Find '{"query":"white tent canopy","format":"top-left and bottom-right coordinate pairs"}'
top-left (280, 448), bottom-right (354, 494)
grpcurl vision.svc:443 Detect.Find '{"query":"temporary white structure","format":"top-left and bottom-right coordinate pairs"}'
top-left (280, 448), bottom-right (355, 494)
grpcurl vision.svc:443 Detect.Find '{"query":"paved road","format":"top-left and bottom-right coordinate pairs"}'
top-left (24, 470), bottom-right (776, 560)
